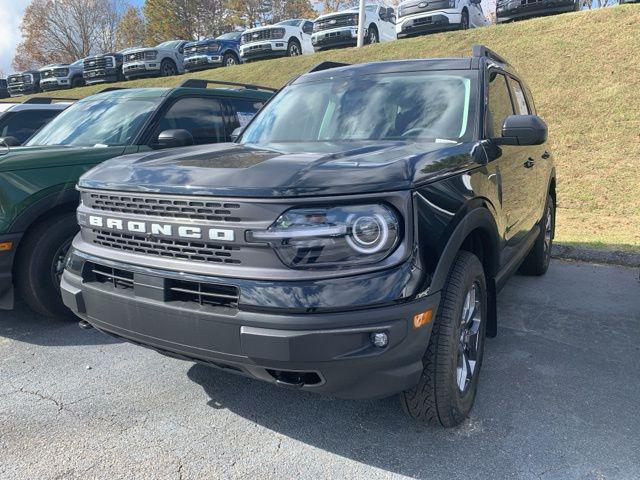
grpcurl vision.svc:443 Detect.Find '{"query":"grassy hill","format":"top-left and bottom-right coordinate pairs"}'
top-left (12, 5), bottom-right (640, 252)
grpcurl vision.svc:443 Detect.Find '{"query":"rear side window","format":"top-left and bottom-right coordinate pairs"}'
top-left (508, 78), bottom-right (530, 115)
top-left (225, 98), bottom-right (266, 135)
top-left (153, 97), bottom-right (227, 145)
top-left (0, 110), bottom-right (60, 144)
top-left (486, 72), bottom-right (514, 137)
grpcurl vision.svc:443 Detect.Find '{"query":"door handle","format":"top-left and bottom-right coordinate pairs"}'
top-left (541, 151), bottom-right (551, 159)
top-left (524, 158), bottom-right (535, 169)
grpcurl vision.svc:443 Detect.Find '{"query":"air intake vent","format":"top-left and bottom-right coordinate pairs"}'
top-left (167, 279), bottom-right (239, 308)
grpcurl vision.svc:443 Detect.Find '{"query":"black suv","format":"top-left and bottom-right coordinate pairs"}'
top-left (63, 46), bottom-right (555, 426)
top-left (6, 71), bottom-right (42, 97)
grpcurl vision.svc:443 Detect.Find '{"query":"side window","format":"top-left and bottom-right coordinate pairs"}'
top-left (225, 98), bottom-right (266, 136)
top-left (486, 72), bottom-right (515, 138)
top-left (303, 21), bottom-right (314, 34)
top-left (508, 78), bottom-right (530, 115)
top-left (152, 97), bottom-right (227, 145)
top-left (1, 110), bottom-right (59, 144)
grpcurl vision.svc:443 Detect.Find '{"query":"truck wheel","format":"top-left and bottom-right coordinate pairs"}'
top-left (366, 25), bottom-right (379, 44)
top-left (15, 212), bottom-right (78, 318)
top-left (519, 194), bottom-right (555, 276)
top-left (223, 52), bottom-right (238, 66)
top-left (71, 76), bottom-right (84, 88)
top-left (461, 10), bottom-right (470, 30)
top-left (160, 59), bottom-right (178, 77)
top-left (400, 251), bottom-right (487, 427)
top-left (287, 39), bottom-right (302, 56)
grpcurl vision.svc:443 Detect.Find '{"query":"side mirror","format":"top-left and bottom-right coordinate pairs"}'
top-left (0, 136), bottom-right (21, 147)
top-left (494, 115), bottom-right (547, 146)
top-left (230, 127), bottom-right (243, 142)
top-left (156, 129), bottom-right (194, 149)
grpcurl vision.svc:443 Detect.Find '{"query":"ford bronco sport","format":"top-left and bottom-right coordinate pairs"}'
top-left (0, 81), bottom-right (273, 316)
top-left (62, 46), bottom-right (555, 426)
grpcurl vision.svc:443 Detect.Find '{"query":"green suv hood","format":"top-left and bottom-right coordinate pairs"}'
top-left (0, 145), bottom-right (130, 172)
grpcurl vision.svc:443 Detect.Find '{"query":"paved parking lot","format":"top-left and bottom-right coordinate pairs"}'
top-left (1, 260), bottom-right (639, 479)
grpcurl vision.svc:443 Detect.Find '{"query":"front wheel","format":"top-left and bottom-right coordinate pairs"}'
top-left (366, 26), bottom-right (379, 44)
top-left (15, 213), bottom-right (79, 318)
top-left (400, 251), bottom-right (487, 427)
top-left (160, 59), bottom-right (178, 77)
top-left (460, 10), bottom-right (470, 30)
top-left (287, 40), bottom-right (302, 57)
top-left (222, 52), bottom-right (238, 66)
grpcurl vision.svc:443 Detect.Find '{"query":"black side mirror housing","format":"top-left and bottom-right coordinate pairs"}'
top-left (0, 136), bottom-right (21, 147)
top-left (230, 127), bottom-right (243, 142)
top-left (494, 115), bottom-right (547, 146)
top-left (156, 129), bottom-right (194, 149)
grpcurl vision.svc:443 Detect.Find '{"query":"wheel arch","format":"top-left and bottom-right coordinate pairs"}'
top-left (8, 188), bottom-right (79, 235)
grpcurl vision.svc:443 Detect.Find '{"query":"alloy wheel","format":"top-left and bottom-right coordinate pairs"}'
top-left (457, 281), bottom-right (482, 392)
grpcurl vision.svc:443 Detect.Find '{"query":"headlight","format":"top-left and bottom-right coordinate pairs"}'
top-left (247, 204), bottom-right (400, 269)
top-left (271, 28), bottom-right (286, 39)
top-left (145, 50), bottom-right (158, 60)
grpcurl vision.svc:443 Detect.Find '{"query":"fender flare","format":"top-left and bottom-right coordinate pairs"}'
top-left (8, 188), bottom-right (79, 234)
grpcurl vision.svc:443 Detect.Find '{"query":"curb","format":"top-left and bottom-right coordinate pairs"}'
top-left (552, 244), bottom-right (640, 268)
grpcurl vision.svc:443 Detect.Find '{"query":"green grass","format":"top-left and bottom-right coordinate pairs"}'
top-left (11, 5), bottom-right (640, 252)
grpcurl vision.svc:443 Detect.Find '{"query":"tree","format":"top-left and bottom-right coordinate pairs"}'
top-left (12, 0), bottom-right (126, 71)
top-left (116, 6), bottom-right (146, 49)
top-left (272, 0), bottom-right (316, 22)
top-left (321, 0), bottom-right (357, 14)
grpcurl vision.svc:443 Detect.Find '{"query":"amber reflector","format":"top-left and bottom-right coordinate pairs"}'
top-left (0, 242), bottom-right (13, 252)
top-left (413, 309), bottom-right (433, 329)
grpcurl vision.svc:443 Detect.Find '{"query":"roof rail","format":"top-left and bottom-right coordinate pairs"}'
top-left (23, 97), bottom-right (77, 104)
top-left (307, 61), bottom-right (351, 74)
top-left (178, 78), bottom-right (277, 92)
top-left (97, 87), bottom-right (127, 94)
top-left (472, 45), bottom-right (509, 66)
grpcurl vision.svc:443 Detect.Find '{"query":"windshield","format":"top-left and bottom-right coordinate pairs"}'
top-left (241, 73), bottom-right (473, 144)
top-left (26, 96), bottom-right (162, 147)
top-left (276, 19), bottom-right (302, 26)
top-left (217, 31), bottom-right (241, 40)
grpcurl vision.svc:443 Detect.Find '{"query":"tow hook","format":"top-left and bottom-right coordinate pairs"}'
top-left (78, 320), bottom-right (93, 330)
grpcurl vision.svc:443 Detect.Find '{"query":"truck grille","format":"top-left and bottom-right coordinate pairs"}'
top-left (186, 44), bottom-right (218, 55)
top-left (314, 14), bottom-right (358, 31)
top-left (90, 229), bottom-right (242, 264)
top-left (125, 51), bottom-right (145, 62)
top-left (242, 29), bottom-right (280, 43)
top-left (42, 68), bottom-right (69, 78)
top-left (85, 192), bottom-right (242, 222)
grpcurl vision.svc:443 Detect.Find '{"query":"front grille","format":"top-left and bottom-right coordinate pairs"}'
top-left (89, 263), bottom-right (135, 290)
top-left (86, 192), bottom-right (242, 222)
top-left (242, 29), bottom-right (280, 43)
top-left (186, 44), bottom-right (217, 55)
top-left (91, 229), bottom-right (242, 264)
top-left (167, 279), bottom-right (239, 308)
top-left (125, 51), bottom-right (145, 62)
top-left (314, 14), bottom-right (357, 31)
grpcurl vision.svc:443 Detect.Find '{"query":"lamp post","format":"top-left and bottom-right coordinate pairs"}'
top-left (356, 0), bottom-right (366, 47)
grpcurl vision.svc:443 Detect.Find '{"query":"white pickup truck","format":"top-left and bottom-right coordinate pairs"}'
top-left (396, 0), bottom-right (489, 38)
top-left (240, 19), bottom-right (315, 62)
top-left (312, 4), bottom-right (397, 51)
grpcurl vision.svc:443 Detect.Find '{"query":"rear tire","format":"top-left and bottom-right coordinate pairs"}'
top-left (520, 194), bottom-right (555, 276)
top-left (400, 251), bottom-right (487, 427)
top-left (15, 213), bottom-right (78, 318)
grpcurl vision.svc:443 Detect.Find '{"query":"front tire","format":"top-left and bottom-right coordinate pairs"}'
top-left (160, 59), bottom-right (178, 77)
top-left (520, 194), bottom-right (555, 276)
top-left (366, 25), bottom-right (379, 44)
top-left (222, 52), bottom-right (238, 66)
top-left (461, 10), bottom-right (470, 30)
top-left (15, 213), bottom-right (78, 318)
top-left (400, 251), bottom-right (487, 427)
top-left (287, 39), bottom-right (302, 57)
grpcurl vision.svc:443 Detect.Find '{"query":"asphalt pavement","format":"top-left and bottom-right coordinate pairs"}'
top-left (1, 260), bottom-right (639, 479)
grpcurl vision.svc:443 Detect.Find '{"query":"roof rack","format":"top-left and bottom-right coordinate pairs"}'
top-left (307, 61), bottom-right (351, 74)
top-left (178, 79), bottom-right (277, 92)
top-left (472, 45), bottom-right (509, 66)
top-left (23, 97), bottom-right (77, 104)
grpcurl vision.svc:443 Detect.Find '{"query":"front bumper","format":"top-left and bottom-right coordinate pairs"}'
top-left (397, 10), bottom-right (462, 37)
top-left (184, 54), bottom-right (224, 71)
top-left (7, 85), bottom-right (39, 97)
top-left (311, 27), bottom-right (359, 51)
top-left (123, 61), bottom-right (162, 78)
top-left (40, 78), bottom-right (71, 90)
top-left (83, 68), bottom-right (119, 85)
top-left (62, 248), bottom-right (439, 399)
top-left (0, 233), bottom-right (22, 310)
top-left (496, 0), bottom-right (577, 22)
top-left (240, 41), bottom-right (289, 61)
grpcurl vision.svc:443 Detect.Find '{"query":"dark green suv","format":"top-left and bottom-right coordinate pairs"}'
top-left (0, 80), bottom-right (274, 316)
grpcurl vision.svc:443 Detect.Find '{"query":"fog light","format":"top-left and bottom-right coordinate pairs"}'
top-left (370, 332), bottom-right (388, 348)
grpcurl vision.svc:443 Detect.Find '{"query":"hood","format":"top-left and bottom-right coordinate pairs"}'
top-left (243, 24), bottom-right (280, 34)
top-left (40, 63), bottom-right (70, 70)
top-left (315, 9), bottom-right (359, 21)
top-left (79, 141), bottom-right (478, 197)
top-left (0, 145), bottom-right (129, 173)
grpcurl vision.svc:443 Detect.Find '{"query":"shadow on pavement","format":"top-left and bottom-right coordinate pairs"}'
top-left (0, 299), bottom-right (122, 347)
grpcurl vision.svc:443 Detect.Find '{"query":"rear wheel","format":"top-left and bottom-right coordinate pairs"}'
top-left (160, 59), bottom-right (178, 77)
top-left (520, 194), bottom-right (555, 276)
top-left (400, 251), bottom-right (487, 427)
top-left (287, 39), bottom-right (302, 56)
top-left (15, 213), bottom-right (78, 318)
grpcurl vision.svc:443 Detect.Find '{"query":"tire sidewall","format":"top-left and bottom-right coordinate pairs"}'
top-left (461, 10), bottom-right (469, 29)
top-left (287, 40), bottom-right (301, 56)
top-left (161, 59), bottom-right (176, 76)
